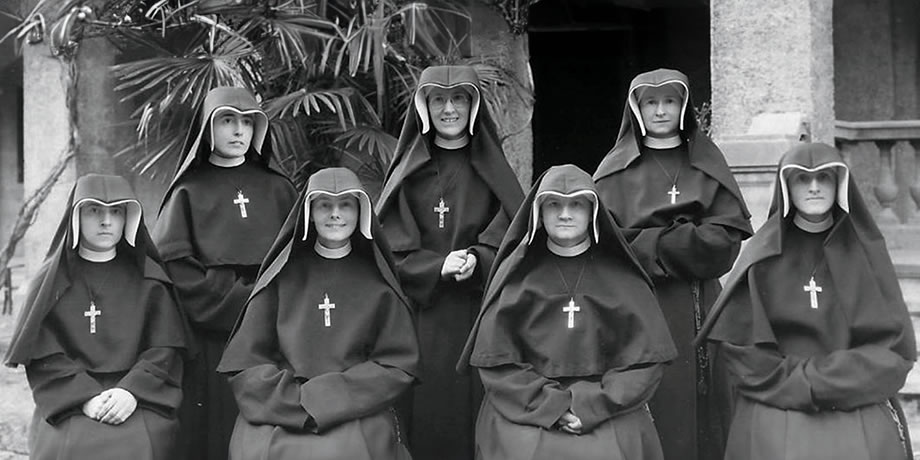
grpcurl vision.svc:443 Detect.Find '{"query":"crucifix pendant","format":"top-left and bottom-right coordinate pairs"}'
top-left (233, 190), bottom-right (250, 218)
top-left (562, 297), bottom-right (580, 329)
top-left (803, 276), bottom-right (822, 309)
top-left (667, 184), bottom-right (680, 204)
top-left (433, 197), bottom-right (450, 229)
top-left (318, 293), bottom-right (336, 327)
top-left (84, 301), bottom-right (102, 334)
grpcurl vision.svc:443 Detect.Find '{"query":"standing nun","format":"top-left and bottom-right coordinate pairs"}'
top-left (153, 86), bottom-right (298, 460)
top-left (696, 143), bottom-right (915, 460)
top-left (6, 174), bottom-right (191, 460)
top-left (593, 68), bottom-right (752, 460)
top-left (376, 65), bottom-right (524, 460)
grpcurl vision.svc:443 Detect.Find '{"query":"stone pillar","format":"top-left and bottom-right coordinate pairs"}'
top-left (710, 0), bottom-right (834, 228)
top-left (21, 39), bottom-right (77, 277)
top-left (470, 2), bottom-right (533, 188)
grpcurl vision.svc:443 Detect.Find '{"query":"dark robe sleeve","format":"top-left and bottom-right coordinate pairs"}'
top-left (165, 257), bottom-right (254, 332)
top-left (478, 364), bottom-right (572, 429)
top-left (620, 185), bottom-right (744, 280)
top-left (300, 291), bottom-right (417, 433)
top-left (719, 273), bottom-right (914, 412)
top-left (569, 363), bottom-right (665, 432)
top-left (117, 347), bottom-right (183, 417)
top-left (467, 209), bottom-right (509, 284)
top-left (392, 249), bottom-right (446, 308)
top-left (26, 352), bottom-right (104, 425)
top-left (226, 287), bottom-right (314, 431)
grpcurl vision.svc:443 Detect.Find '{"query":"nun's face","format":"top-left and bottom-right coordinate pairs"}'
top-left (211, 111), bottom-right (254, 159)
top-left (427, 87), bottom-right (471, 140)
top-left (638, 86), bottom-right (681, 139)
top-left (541, 195), bottom-right (591, 248)
top-left (788, 169), bottom-right (837, 222)
top-left (311, 194), bottom-right (358, 249)
top-left (79, 204), bottom-right (126, 252)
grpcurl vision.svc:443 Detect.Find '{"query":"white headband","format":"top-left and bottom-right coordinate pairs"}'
top-left (414, 82), bottom-right (481, 136)
top-left (528, 190), bottom-right (600, 245)
top-left (628, 80), bottom-right (690, 137)
top-left (303, 189), bottom-right (373, 241)
top-left (779, 162), bottom-right (850, 217)
top-left (71, 198), bottom-right (142, 249)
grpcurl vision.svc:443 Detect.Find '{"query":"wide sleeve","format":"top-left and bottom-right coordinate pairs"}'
top-left (164, 257), bottom-right (254, 332)
top-left (568, 363), bottom-right (665, 432)
top-left (300, 290), bottom-right (418, 433)
top-left (26, 351), bottom-right (104, 425)
top-left (468, 203), bottom-right (511, 282)
top-left (625, 186), bottom-right (746, 280)
top-left (155, 188), bottom-right (255, 332)
top-left (478, 363), bottom-right (572, 429)
top-left (223, 286), bottom-right (313, 431)
top-left (117, 347), bottom-right (183, 417)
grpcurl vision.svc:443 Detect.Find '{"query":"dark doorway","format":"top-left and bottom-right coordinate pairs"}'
top-left (528, 0), bottom-right (711, 182)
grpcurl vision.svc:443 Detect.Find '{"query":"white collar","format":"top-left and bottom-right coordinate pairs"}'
top-left (434, 135), bottom-right (470, 150)
top-left (793, 212), bottom-right (834, 233)
top-left (314, 240), bottom-right (352, 259)
top-left (547, 237), bottom-right (591, 257)
top-left (208, 154), bottom-right (245, 168)
top-left (643, 135), bottom-right (682, 149)
top-left (78, 246), bottom-right (117, 262)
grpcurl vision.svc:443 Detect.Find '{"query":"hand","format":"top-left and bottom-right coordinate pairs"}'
top-left (440, 250), bottom-right (469, 279)
top-left (454, 253), bottom-right (477, 282)
top-left (82, 393), bottom-right (108, 420)
top-left (96, 388), bottom-right (138, 425)
top-left (556, 411), bottom-right (583, 435)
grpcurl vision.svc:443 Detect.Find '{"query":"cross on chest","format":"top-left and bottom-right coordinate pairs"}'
top-left (433, 197), bottom-right (450, 229)
top-left (318, 293), bottom-right (335, 327)
top-left (803, 276), bottom-right (823, 309)
top-left (562, 297), bottom-right (580, 329)
top-left (667, 184), bottom-right (681, 204)
top-left (84, 301), bottom-right (101, 334)
top-left (233, 190), bottom-right (250, 218)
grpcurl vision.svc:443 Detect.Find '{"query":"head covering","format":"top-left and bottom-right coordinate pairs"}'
top-left (413, 66), bottom-right (482, 136)
top-left (158, 86), bottom-right (278, 212)
top-left (302, 168), bottom-right (373, 241)
top-left (527, 172), bottom-right (601, 246)
top-left (593, 68), bottom-right (750, 222)
top-left (457, 165), bottom-right (676, 374)
top-left (375, 65), bottom-right (524, 252)
top-left (696, 143), bottom-right (913, 350)
top-left (69, 178), bottom-right (142, 249)
top-left (245, 167), bottom-right (406, 318)
top-left (5, 174), bottom-right (189, 367)
top-left (628, 77), bottom-right (689, 137)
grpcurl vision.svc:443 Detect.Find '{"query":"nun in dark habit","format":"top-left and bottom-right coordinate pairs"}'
top-left (375, 65), bottom-right (524, 460)
top-left (696, 143), bottom-right (915, 460)
top-left (153, 86), bottom-right (297, 460)
top-left (6, 174), bottom-right (191, 460)
top-left (459, 165), bottom-right (676, 460)
top-left (593, 68), bottom-right (752, 460)
top-left (217, 167), bottom-right (419, 460)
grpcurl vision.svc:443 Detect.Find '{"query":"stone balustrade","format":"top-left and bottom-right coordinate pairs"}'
top-left (835, 120), bottom-right (920, 231)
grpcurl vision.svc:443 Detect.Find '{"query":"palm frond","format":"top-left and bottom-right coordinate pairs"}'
top-left (264, 86), bottom-right (376, 131)
top-left (334, 124), bottom-right (397, 166)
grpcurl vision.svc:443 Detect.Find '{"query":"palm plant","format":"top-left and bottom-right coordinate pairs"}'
top-left (3, 0), bottom-right (534, 200)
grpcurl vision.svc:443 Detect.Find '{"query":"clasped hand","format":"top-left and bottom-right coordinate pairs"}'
top-left (441, 249), bottom-right (477, 282)
top-left (82, 387), bottom-right (138, 425)
top-left (556, 411), bottom-right (583, 435)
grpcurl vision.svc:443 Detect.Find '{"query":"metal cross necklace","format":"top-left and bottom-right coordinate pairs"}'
top-left (649, 153), bottom-right (683, 205)
top-left (432, 153), bottom-right (461, 230)
top-left (553, 255), bottom-right (589, 329)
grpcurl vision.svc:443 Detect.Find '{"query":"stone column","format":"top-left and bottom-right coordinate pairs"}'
top-left (21, 38), bottom-right (77, 277)
top-left (470, 2), bottom-right (533, 188)
top-left (710, 0), bottom-right (834, 228)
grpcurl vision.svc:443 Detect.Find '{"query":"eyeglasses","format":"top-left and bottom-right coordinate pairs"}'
top-left (428, 93), bottom-right (471, 111)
